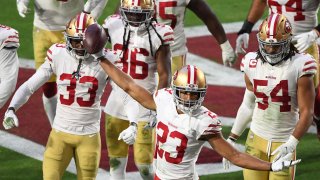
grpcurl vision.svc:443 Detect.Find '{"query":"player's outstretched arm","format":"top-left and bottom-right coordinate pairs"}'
top-left (206, 134), bottom-right (300, 172)
top-left (99, 57), bottom-right (156, 111)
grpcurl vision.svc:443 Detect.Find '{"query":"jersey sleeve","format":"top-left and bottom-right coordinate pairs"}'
top-left (0, 25), bottom-right (19, 50)
top-left (153, 88), bottom-right (173, 110)
top-left (195, 111), bottom-right (222, 140)
top-left (153, 23), bottom-right (174, 47)
top-left (102, 14), bottom-right (121, 29)
top-left (45, 43), bottom-right (67, 74)
top-left (297, 54), bottom-right (317, 78)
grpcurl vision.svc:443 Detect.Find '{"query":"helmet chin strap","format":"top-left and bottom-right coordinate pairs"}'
top-left (72, 59), bottom-right (83, 80)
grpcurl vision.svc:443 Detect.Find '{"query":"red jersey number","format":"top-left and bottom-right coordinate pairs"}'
top-left (155, 121), bottom-right (188, 164)
top-left (253, 79), bottom-right (291, 112)
top-left (158, 1), bottom-right (178, 29)
top-left (59, 73), bottom-right (98, 107)
top-left (268, 0), bottom-right (305, 21)
top-left (114, 44), bottom-right (149, 79)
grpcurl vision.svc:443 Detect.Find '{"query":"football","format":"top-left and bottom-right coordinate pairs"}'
top-left (83, 23), bottom-right (108, 54)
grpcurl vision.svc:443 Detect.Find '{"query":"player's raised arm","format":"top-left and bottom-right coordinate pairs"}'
top-left (84, 24), bottom-right (156, 111)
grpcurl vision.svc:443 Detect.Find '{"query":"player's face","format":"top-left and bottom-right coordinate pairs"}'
top-left (124, 12), bottom-right (147, 27)
top-left (179, 91), bottom-right (199, 101)
top-left (70, 39), bottom-right (85, 56)
top-left (263, 44), bottom-right (282, 54)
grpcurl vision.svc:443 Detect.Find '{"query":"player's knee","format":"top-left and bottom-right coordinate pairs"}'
top-left (42, 82), bottom-right (57, 98)
top-left (136, 164), bottom-right (154, 180)
top-left (109, 157), bottom-right (127, 180)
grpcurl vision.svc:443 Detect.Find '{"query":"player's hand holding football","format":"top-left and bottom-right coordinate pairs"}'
top-left (118, 122), bottom-right (137, 145)
top-left (271, 153), bottom-right (300, 172)
top-left (3, 108), bottom-right (19, 130)
top-left (83, 23), bottom-right (108, 59)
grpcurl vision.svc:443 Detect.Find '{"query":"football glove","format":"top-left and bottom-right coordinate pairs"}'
top-left (293, 30), bottom-right (319, 52)
top-left (222, 137), bottom-right (236, 170)
top-left (220, 40), bottom-right (236, 67)
top-left (144, 111), bottom-right (157, 130)
top-left (271, 153), bottom-right (301, 172)
top-left (271, 135), bottom-right (299, 162)
top-left (3, 109), bottom-right (19, 130)
top-left (17, 1), bottom-right (28, 18)
top-left (235, 33), bottom-right (249, 54)
top-left (118, 122), bottom-right (137, 145)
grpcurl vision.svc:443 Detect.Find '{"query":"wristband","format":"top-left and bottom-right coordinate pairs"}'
top-left (8, 107), bottom-right (16, 112)
top-left (238, 20), bottom-right (255, 35)
top-left (130, 122), bottom-right (137, 127)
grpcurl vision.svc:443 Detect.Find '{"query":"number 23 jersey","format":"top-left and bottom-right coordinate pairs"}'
top-left (153, 88), bottom-right (222, 180)
top-left (241, 52), bottom-right (317, 141)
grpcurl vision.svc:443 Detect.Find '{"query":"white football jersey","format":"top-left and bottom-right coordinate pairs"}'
top-left (103, 15), bottom-right (174, 121)
top-left (241, 52), bottom-right (317, 141)
top-left (44, 44), bottom-right (117, 135)
top-left (154, 0), bottom-right (190, 56)
top-left (153, 88), bottom-right (222, 180)
top-left (31, 0), bottom-right (105, 31)
top-left (0, 25), bottom-right (19, 108)
top-left (0, 25), bottom-right (19, 50)
top-left (267, 0), bottom-right (320, 35)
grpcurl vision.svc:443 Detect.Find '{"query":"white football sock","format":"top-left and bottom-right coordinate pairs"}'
top-left (109, 157), bottom-right (127, 180)
top-left (42, 94), bottom-right (57, 126)
top-left (136, 164), bottom-right (154, 180)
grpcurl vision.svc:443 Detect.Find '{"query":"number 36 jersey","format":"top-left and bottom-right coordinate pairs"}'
top-left (103, 15), bottom-right (174, 121)
top-left (241, 52), bottom-right (317, 141)
top-left (153, 88), bottom-right (222, 180)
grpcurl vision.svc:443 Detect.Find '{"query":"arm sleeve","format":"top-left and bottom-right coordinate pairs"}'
top-left (231, 88), bottom-right (255, 136)
top-left (124, 95), bottom-right (139, 124)
top-left (0, 49), bottom-right (19, 108)
top-left (9, 61), bottom-right (53, 111)
top-left (84, 0), bottom-right (108, 19)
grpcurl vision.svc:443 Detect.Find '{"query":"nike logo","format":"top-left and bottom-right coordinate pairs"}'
top-left (88, 134), bottom-right (96, 138)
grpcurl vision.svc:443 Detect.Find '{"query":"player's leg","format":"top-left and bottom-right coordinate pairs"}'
top-left (43, 129), bottom-right (74, 179)
top-left (243, 130), bottom-right (269, 180)
top-left (269, 146), bottom-right (296, 180)
top-left (171, 55), bottom-right (186, 75)
top-left (33, 27), bottom-right (64, 125)
top-left (134, 121), bottom-right (154, 180)
top-left (74, 132), bottom-right (101, 179)
top-left (305, 43), bottom-right (320, 139)
top-left (105, 115), bottom-right (130, 180)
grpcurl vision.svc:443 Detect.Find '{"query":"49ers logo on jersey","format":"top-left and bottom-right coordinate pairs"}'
top-left (249, 59), bottom-right (258, 68)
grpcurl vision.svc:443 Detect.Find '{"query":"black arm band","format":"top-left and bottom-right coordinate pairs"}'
top-left (8, 107), bottom-right (16, 112)
top-left (238, 20), bottom-right (255, 35)
top-left (228, 136), bottom-right (237, 142)
top-left (314, 24), bottom-right (320, 34)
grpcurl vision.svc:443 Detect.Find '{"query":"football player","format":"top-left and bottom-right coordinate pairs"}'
top-left (224, 14), bottom-right (316, 180)
top-left (234, 0), bottom-right (320, 137)
top-left (101, 0), bottom-right (172, 179)
top-left (88, 44), bottom-right (301, 179)
top-left (154, 0), bottom-right (236, 72)
top-left (16, 0), bottom-right (107, 125)
top-left (0, 25), bottom-right (20, 109)
top-left (2, 13), bottom-right (118, 179)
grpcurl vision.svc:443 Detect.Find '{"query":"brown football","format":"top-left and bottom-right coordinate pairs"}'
top-left (83, 23), bottom-right (108, 54)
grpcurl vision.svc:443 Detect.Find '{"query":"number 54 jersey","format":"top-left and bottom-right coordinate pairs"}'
top-left (241, 52), bottom-right (317, 141)
top-left (153, 88), bottom-right (222, 180)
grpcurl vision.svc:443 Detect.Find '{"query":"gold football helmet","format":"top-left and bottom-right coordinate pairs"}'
top-left (257, 13), bottom-right (292, 65)
top-left (172, 65), bottom-right (207, 113)
top-left (65, 12), bottom-right (96, 59)
top-left (120, 0), bottom-right (154, 28)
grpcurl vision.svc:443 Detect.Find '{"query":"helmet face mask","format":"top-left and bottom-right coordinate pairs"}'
top-left (120, 0), bottom-right (154, 29)
top-left (65, 12), bottom-right (96, 60)
top-left (172, 65), bottom-right (207, 114)
top-left (257, 13), bottom-right (292, 65)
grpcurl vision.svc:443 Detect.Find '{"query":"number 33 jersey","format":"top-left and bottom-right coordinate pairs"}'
top-left (241, 52), bottom-right (317, 141)
top-left (153, 88), bottom-right (222, 180)
top-left (44, 44), bottom-right (117, 135)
